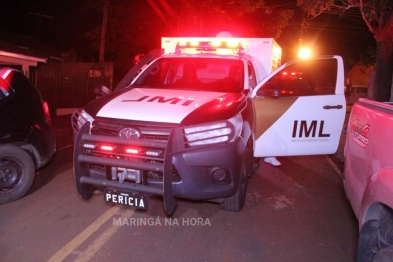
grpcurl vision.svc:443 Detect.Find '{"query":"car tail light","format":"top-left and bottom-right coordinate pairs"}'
top-left (42, 101), bottom-right (51, 125)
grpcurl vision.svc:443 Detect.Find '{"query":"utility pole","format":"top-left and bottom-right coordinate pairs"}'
top-left (299, 11), bottom-right (305, 53)
top-left (297, 11), bottom-right (311, 59)
top-left (28, 12), bottom-right (54, 41)
top-left (99, 0), bottom-right (109, 64)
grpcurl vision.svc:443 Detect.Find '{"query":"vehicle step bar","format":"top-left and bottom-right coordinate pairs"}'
top-left (80, 176), bottom-right (164, 195)
top-left (74, 121), bottom-right (179, 215)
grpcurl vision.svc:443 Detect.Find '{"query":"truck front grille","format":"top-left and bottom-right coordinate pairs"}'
top-left (91, 120), bottom-right (175, 141)
top-left (79, 119), bottom-right (184, 183)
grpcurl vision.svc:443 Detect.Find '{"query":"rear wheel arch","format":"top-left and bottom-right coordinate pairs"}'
top-left (2, 142), bottom-right (38, 168)
top-left (362, 202), bottom-right (385, 224)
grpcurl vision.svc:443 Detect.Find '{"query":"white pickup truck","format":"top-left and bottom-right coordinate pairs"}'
top-left (344, 98), bottom-right (393, 262)
top-left (72, 37), bottom-right (346, 215)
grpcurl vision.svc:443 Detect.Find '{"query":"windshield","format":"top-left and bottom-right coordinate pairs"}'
top-left (133, 57), bottom-right (244, 93)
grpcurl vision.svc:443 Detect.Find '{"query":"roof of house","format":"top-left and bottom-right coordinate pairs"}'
top-left (0, 29), bottom-right (61, 62)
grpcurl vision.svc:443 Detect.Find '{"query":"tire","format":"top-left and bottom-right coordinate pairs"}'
top-left (372, 247), bottom-right (393, 262)
top-left (357, 219), bottom-right (379, 262)
top-left (252, 157), bottom-right (262, 173)
top-left (358, 208), bottom-right (393, 262)
top-left (219, 140), bottom-right (252, 212)
top-left (245, 142), bottom-right (254, 178)
top-left (0, 145), bottom-right (35, 204)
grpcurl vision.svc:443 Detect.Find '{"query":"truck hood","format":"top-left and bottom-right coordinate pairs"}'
top-left (94, 88), bottom-right (244, 124)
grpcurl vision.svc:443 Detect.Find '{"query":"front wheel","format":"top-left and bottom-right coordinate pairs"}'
top-left (219, 140), bottom-right (252, 212)
top-left (0, 146), bottom-right (35, 204)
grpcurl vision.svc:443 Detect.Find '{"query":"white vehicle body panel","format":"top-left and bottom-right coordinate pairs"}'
top-left (251, 56), bottom-right (346, 157)
top-left (253, 95), bottom-right (345, 156)
top-left (97, 88), bottom-right (225, 123)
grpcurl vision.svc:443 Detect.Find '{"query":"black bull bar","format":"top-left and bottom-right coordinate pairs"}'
top-left (73, 122), bottom-right (182, 215)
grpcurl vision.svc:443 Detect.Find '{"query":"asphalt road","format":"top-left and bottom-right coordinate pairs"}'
top-left (0, 113), bottom-right (358, 262)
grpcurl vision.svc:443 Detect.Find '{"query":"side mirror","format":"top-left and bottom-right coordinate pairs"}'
top-left (90, 85), bottom-right (110, 98)
top-left (257, 82), bottom-right (280, 97)
top-left (115, 48), bottom-right (165, 91)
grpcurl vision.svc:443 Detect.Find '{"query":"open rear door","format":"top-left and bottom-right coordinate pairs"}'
top-left (251, 56), bottom-right (346, 157)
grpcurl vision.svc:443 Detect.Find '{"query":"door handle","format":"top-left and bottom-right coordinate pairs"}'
top-left (323, 105), bottom-right (343, 109)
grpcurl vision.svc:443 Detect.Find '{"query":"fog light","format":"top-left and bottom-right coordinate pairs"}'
top-left (83, 143), bottom-right (96, 149)
top-left (210, 167), bottom-right (230, 184)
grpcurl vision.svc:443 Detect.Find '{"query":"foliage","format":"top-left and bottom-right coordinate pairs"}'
top-left (297, 0), bottom-right (393, 40)
top-left (348, 46), bottom-right (376, 67)
top-left (60, 50), bottom-right (81, 63)
top-left (297, 0), bottom-right (393, 101)
top-left (167, 0), bottom-right (293, 38)
top-left (82, 0), bottom-right (294, 80)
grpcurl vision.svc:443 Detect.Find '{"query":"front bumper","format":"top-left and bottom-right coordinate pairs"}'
top-left (73, 122), bottom-right (245, 215)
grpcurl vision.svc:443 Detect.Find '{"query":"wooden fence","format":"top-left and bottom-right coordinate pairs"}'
top-left (30, 71), bottom-right (104, 116)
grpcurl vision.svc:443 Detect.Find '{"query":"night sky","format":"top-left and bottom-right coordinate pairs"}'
top-left (276, 2), bottom-right (375, 65)
top-left (0, 0), bottom-right (375, 68)
top-left (0, 0), bottom-right (100, 59)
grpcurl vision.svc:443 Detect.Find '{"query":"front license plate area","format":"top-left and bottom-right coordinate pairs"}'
top-left (104, 189), bottom-right (147, 209)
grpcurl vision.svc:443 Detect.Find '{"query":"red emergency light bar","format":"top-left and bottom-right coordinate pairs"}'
top-left (125, 148), bottom-right (139, 154)
top-left (101, 145), bottom-right (114, 151)
top-left (100, 145), bottom-right (142, 155)
top-left (83, 143), bottom-right (162, 157)
top-left (175, 40), bottom-right (244, 55)
top-left (281, 71), bottom-right (302, 78)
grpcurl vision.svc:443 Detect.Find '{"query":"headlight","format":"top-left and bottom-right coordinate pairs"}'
top-left (184, 114), bottom-right (242, 146)
top-left (72, 109), bottom-right (94, 132)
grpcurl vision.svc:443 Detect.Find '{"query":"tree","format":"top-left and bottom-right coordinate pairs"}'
top-left (83, 0), bottom-right (294, 80)
top-left (297, 0), bottom-right (393, 102)
top-left (166, 0), bottom-right (294, 38)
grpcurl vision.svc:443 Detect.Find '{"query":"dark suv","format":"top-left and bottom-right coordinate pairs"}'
top-left (0, 67), bottom-right (56, 204)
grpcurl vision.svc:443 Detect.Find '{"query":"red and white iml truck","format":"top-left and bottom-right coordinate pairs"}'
top-left (72, 35), bottom-right (346, 215)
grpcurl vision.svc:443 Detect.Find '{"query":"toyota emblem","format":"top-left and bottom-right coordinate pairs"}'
top-left (118, 127), bottom-right (141, 139)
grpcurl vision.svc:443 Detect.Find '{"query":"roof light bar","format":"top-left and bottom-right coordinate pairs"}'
top-left (175, 40), bottom-right (244, 55)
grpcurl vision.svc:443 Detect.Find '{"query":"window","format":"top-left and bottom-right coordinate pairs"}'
top-left (133, 58), bottom-right (244, 93)
top-left (357, 87), bottom-right (367, 93)
top-left (260, 59), bottom-right (338, 97)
